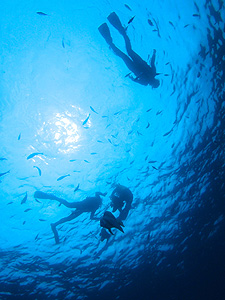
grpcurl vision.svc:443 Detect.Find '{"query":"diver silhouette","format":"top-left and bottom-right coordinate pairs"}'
top-left (110, 184), bottom-right (133, 221)
top-left (34, 191), bottom-right (106, 244)
top-left (98, 12), bottom-right (160, 88)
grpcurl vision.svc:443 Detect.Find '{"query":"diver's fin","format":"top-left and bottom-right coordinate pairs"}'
top-left (107, 12), bottom-right (125, 34)
top-left (108, 228), bottom-right (114, 235)
top-left (98, 23), bottom-right (113, 45)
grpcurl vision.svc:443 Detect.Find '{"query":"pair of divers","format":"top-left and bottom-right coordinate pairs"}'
top-left (98, 12), bottom-right (160, 88)
top-left (99, 184), bottom-right (133, 242)
top-left (34, 184), bottom-right (133, 244)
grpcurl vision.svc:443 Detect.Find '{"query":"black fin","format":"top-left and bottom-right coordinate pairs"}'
top-left (98, 23), bottom-right (113, 45)
top-left (107, 12), bottom-right (125, 34)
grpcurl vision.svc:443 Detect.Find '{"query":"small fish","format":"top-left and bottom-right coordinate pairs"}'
top-left (152, 19), bottom-right (161, 37)
top-left (39, 219), bottom-right (46, 222)
top-left (7, 201), bottom-right (13, 205)
top-left (0, 170), bottom-right (10, 177)
top-left (35, 198), bottom-right (42, 203)
top-left (18, 133), bottom-right (21, 140)
top-left (114, 111), bottom-right (121, 115)
top-left (124, 4), bottom-right (132, 11)
top-left (27, 152), bottom-right (43, 160)
top-left (152, 166), bottom-right (158, 170)
top-left (23, 221), bottom-right (26, 225)
top-left (33, 166), bottom-right (42, 176)
top-left (163, 130), bottom-right (173, 136)
top-left (149, 160), bottom-right (157, 163)
top-left (148, 19), bottom-right (154, 26)
top-left (62, 38), bottom-right (65, 48)
top-left (169, 21), bottom-right (175, 29)
top-left (108, 139), bottom-right (112, 144)
top-left (90, 106), bottom-right (98, 114)
top-left (135, 117), bottom-right (140, 123)
top-left (74, 184), bottom-right (80, 192)
top-left (101, 115), bottom-right (108, 118)
top-left (84, 160), bottom-right (90, 163)
top-left (0, 157), bottom-right (7, 161)
top-left (128, 130), bottom-right (133, 135)
top-left (21, 192), bottom-right (27, 204)
top-left (69, 159), bottom-right (76, 162)
top-left (97, 140), bottom-right (104, 143)
top-left (146, 108), bottom-right (152, 112)
top-left (35, 233), bottom-right (39, 240)
top-left (128, 16), bottom-right (135, 24)
top-left (194, 2), bottom-right (200, 12)
top-left (57, 174), bottom-right (70, 181)
top-left (90, 152), bottom-right (97, 155)
top-left (184, 24), bottom-right (189, 28)
top-left (73, 170), bottom-right (81, 173)
top-left (24, 208), bottom-right (32, 212)
top-left (137, 131), bottom-right (143, 136)
top-left (156, 110), bottom-right (163, 115)
top-left (193, 13), bottom-right (200, 17)
top-left (83, 114), bottom-right (90, 125)
top-left (36, 12), bottom-right (49, 16)
top-left (146, 122), bottom-right (150, 129)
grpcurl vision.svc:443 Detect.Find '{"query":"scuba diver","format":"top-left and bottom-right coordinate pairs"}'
top-left (98, 12), bottom-right (160, 88)
top-left (99, 184), bottom-right (132, 242)
top-left (34, 191), bottom-right (106, 244)
top-left (110, 184), bottom-right (133, 221)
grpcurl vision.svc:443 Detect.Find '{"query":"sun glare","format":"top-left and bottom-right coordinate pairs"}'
top-left (37, 111), bottom-right (81, 154)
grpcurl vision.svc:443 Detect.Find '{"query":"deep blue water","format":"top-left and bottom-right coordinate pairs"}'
top-left (0, 0), bottom-right (225, 299)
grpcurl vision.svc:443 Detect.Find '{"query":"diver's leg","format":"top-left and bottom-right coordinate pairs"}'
top-left (122, 33), bottom-right (149, 67)
top-left (42, 195), bottom-right (83, 209)
top-left (98, 19), bottom-right (139, 76)
top-left (51, 211), bottom-right (82, 244)
top-left (107, 13), bottom-right (148, 68)
top-left (34, 191), bottom-right (77, 208)
top-left (53, 211), bottom-right (82, 227)
top-left (110, 43), bottom-right (137, 71)
top-left (34, 191), bottom-right (65, 202)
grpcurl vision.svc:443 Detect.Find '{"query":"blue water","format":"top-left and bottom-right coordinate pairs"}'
top-left (0, 0), bottom-right (224, 299)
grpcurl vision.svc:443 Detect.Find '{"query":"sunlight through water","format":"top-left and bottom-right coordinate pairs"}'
top-left (0, 0), bottom-right (224, 299)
